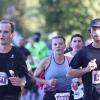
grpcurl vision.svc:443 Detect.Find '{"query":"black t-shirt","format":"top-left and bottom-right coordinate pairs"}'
top-left (70, 44), bottom-right (100, 100)
top-left (0, 46), bottom-right (34, 95)
top-left (19, 46), bottom-right (30, 60)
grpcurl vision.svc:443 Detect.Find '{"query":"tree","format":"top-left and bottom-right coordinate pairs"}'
top-left (0, 0), bottom-right (43, 37)
top-left (0, 0), bottom-right (100, 39)
top-left (39, 0), bottom-right (100, 39)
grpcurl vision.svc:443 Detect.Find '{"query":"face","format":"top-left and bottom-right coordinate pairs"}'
top-left (52, 38), bottom-right (66, 55)
top-left (90, 27), bottom-right (100, 42)
top-left (0, 23), bottom-right (13, 45)
top-left (17, 37), bottom-right (24, 47)
top-left (70, 37), bottom-right (84, 51)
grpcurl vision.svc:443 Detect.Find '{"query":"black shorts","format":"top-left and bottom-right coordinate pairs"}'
top-left (92, 84), bottom-right (100, 100)
top-left (43, 91), bottom-right (74, 100)
top-left (0, 92), bottom-right (20, 100)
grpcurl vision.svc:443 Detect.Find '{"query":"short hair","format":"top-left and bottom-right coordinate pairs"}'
top-left (32, 32), bottom-right (41, 42)
top-left (51, 35), bottom-right (66, 43)
top-left (0, 20), bottom-right (15, 33)
top-left (71, 34), bottom-right (84, 42)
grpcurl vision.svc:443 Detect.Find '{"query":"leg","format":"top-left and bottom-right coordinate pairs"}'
top-left (43, 93), bottom-right (55, 100)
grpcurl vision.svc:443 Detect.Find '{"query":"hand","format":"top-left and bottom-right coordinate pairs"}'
top-left (46, 79), bottom-right (57, 91)
top-left (47, 79), bottom-right (57, 86)
top-left (71, 82), bottom-right (78, 90)
top-left (9, 77), bottom-right (26, 87)
top-left (85, 59), bottom-right (97, 72)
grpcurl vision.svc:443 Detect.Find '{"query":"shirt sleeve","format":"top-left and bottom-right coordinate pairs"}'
top-left (15, 48), bottom-right (35, 90)
top-left (69, 49), bottom-right (84, 69)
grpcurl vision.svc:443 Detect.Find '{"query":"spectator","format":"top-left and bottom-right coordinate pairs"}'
top-left (65, 34), bottom-right (84, 100)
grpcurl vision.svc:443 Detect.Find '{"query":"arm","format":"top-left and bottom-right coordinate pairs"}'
top-left (15, 49), bottom-right (35, 89)
top-left (9, 77), bottom-right (26, 87)
top-left (67, 67), bottom-right (87, 78)
top-left (65, 54), bottom-right (85, 78)
top-left (67, 59), bottom-right (97, 78)
top-left (34, 56), bottom-right (57, 89)
top-left (34, 57), bottom-right (50, 85)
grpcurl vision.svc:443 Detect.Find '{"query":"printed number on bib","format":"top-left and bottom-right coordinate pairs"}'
top-left (92, 70), bottom-right (100, 84)
top-left (0, 72), bottom-right (8, 86)
top-left (54, 92), bottom-right (70, 100)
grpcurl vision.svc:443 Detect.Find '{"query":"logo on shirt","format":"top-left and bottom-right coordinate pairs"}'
top-left (10, 54), bottom-right (14, 58)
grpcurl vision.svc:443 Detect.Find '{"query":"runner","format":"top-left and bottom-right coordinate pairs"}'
top-left (67, 18), bottom-right (100, 100)
top-left (0, 20), bottom-right (35, 100)
top-left (34, 35), bottom-right (73, 100)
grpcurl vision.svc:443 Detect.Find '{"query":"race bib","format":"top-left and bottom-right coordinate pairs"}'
top-left (54, 92), bottom-right (70, 100)
top-left (92, 70), bottom-right (100, 84)
top-left (0, 72), bottom-right (8, 86)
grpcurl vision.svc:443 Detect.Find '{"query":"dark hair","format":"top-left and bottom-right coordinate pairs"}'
top-left (0, 20), bottom-right (15, 33)
top-left (87, 27), bottom-right (91, 33)
top-left (32, 32), bottom-right (41, 42)
top-left (52, 35), bottom-right (66, 43)
top-left (71, 34), bottom-right (84, 42)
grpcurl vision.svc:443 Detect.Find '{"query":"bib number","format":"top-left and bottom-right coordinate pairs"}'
top-left (0, 72), bottom-right (8, 86)
top-left (92, 70), bottom-right (100, 84)
top-left (54, 92), bottom-right (70, 100)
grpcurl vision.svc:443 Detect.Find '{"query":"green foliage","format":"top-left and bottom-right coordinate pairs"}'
top-left (0, 0), bottom-right (42, 37)
top-left (39, 0), bottom-right (92, 39)
top-left (0, 0), bottom-right (100, 40)
top-left (39, 0), bottom-right (100, 39)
